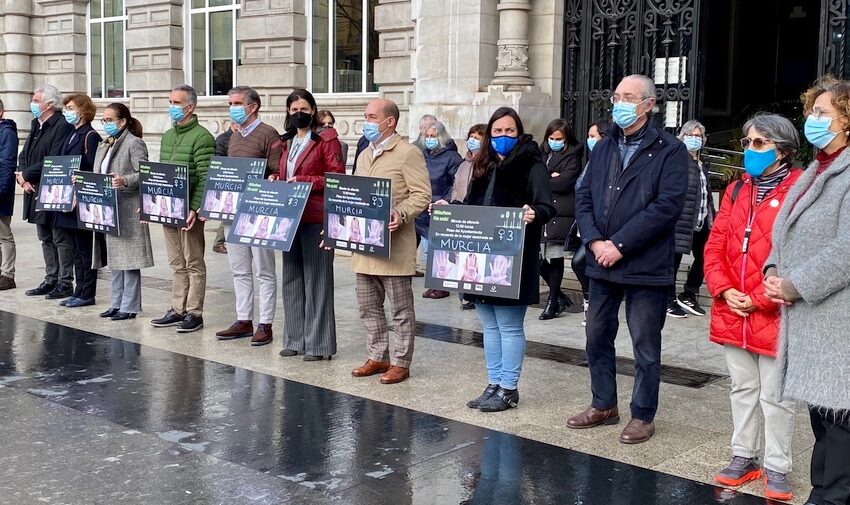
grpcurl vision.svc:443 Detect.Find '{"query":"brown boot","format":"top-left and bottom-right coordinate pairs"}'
top-left (351, 359), bottom-right (391, 377)
top-left (215, 320), bottom-right (253, 340)
top-left (619, 418), bottom-right (655, 444)
top-left (566, 406), bottom-right (620, 429)
top-left (0, 276), bottom-right (15, 291)
top-left (251, 323), bottom-right (273, 346)
top-left (379, 366), bottom-right (410, 384)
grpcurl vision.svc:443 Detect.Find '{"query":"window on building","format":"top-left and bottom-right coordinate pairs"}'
top-left (310, 0), bottom-right (379, 93)
top-left (188, 0), bottom-right (240, 96)
top-left (89, 0), bottom-right (127, 98)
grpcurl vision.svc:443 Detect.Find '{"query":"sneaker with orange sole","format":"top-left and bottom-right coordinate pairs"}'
top-left (764, 469), bottom-right (793, 502)
top-left (715, 456), bottom-right (762, 487)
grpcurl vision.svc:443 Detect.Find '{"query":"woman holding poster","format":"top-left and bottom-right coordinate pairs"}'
top-left (463, 107), bottom-right (555, 413)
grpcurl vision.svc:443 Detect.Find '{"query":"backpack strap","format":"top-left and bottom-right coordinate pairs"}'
top-left (730, 179), bottom-right (744, 203)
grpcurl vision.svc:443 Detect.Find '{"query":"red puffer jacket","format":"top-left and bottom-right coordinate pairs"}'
top-left (276, 128), bottom-right (345, 224)
top-left (704, 170), bottom-right (801, 357)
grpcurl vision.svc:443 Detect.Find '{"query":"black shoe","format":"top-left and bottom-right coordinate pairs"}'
top-left (26, 282), bottom-right (55, 296)
top-left (45, 286), bottom-right (73, 300)
top-left (59, 297), bottom-right (78, 306)
top-left (100, 307), bottom-right (120, 318)
top-left (303, 355), bottom-right (332, 361)
top-left (176, 314), bottom-right (204, 333)
top-left (467, 384), bottom-right (499, 409)
top-left (279, 349), bottom-right (299, 357)
top-left (539, 298), bottom-right (559, 320)
top-left (150, 309), bottom-right (186, 327)
top-left (677, 292), bottom-right (707, 316)
top-left (111, 312), bottom-right (137, 321)
top-left (478, 387), bottom-right (519, 412)
top-left (461, 301), bottom-right (476, 310)
top-left (667, 301), bottom-right (688, 318)
top-left (556, 292), bottom-right (572, 316)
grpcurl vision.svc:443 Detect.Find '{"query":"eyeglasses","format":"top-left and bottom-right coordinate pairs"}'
top-left (610, 96), bottom-right (649, 105)
top-left (101, 118), bottom-right (117, 124)
top-left (740, 137), bottom-right (774, 150)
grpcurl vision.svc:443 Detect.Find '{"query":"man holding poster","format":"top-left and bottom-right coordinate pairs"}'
top-left (349, 98), bottom-right (431, 384)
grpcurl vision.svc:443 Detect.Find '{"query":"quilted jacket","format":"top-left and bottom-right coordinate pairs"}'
top-left (159, 115), bottom-right (215, 211)
top-left (704, 170), bottom-right (801, 356)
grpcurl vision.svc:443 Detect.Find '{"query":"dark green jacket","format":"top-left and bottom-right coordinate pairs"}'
top-left (159, 115), bottom-right (215, 211)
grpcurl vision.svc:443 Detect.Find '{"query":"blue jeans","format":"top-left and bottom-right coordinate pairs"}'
top-left (475, 304), bottom-right (528, 390)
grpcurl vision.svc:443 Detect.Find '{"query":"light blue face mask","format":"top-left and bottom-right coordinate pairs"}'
top-left (424, 138), bottom-right (439, 150)
top-left (612, 98), bottom-right (648, 129)
top-left (363, 119), bottom-right (386, 143)
top-left (169, 104), bottom-right (187, 122)
top-left (804, 114), bottom-right (840, 149)
top-left (466, 137), bottom-right (481, 153)
top-left (229, 105), bottom-right (249, 125)
top-left (30, 102), bottom-right (43, 119)
top-left (586, 137), bottom-right (598, 151)
top-left (683, 135), bottom-right (703, 152)
top-left (63, 111), bottom-right (79, 125)
top-left (104, 121), bottom-right (121, 138)
top-left (547, 139), bottom-right (565, 152)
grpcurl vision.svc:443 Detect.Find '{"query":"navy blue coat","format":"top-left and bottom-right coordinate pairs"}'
top-left (54, 123), bottom-right (102, 229)
top-left (574, 123), bottom-right (688, 286)
top-left (0, 119), bottom-right (18, 217)
top-left (415, 143), bottom-right (461, 237)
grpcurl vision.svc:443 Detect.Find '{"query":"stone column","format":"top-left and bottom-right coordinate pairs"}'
top-left (373, 0), bottom-right (415, 131)
top-left (2, 0), bottom-right (36, 126)
top-left (490, 0), bottom-right (533, 88)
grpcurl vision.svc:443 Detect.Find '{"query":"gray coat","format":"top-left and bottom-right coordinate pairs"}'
top-left (91, 130), bottom-right (154, 271)
top-left (769, 147), bottom-right (850, 411)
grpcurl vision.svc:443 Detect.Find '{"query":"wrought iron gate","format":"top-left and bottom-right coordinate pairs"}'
top-left (820, 0), bottom-right (848, 78)
top-left (562, 0), bottom-right (701, 133)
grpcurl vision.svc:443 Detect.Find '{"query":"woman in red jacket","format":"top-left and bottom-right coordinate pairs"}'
top-left (271, 89), bottom-right (345, 360)
top-left (704, 113), bottom-right (801, 501)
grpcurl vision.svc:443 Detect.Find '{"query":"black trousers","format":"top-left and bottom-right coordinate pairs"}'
top-left (808, 406), bottom-right (850, 505)
top-left (684, 225), bottom-right (709, 294)
top-left (71, 228), bottom-right (97, 300)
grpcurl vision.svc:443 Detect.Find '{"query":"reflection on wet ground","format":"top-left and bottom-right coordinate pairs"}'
top-left (0, 310), bottom-right (770, 504)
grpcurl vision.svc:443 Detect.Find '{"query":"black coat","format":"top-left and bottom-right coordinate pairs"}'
top-left (575, 123), bottom-right (688, 286)
top-left (19, 112), bottom-right (75, 224)
top-left (415, 144), bottom-right (462, 237)
top-left (0, 119), bottom-right (18, 217)
top-left (540, 142), bottom-right (583, 245)
top-left (673, 155), bottom-right (701, 254)
top-left (463, 136), bottom-right (556, 306)
top-left (54, 123), bottom-right (102, 230)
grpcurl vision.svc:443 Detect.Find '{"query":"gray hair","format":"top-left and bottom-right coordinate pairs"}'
top-left (678, 119), bottom-right (707, 140)
top-left (416, 120), bottom-right (452, 150)
top-left (34, 85), bottom-right (63, 109)
top-left (172, 84), bottom-right (198, 106)
top-left (623, 74), bottom-right (656, 100)
top-left (743, 113), bottom-right (800, 158)
top-left (228, 86), bottom-right (261, 109)
top-left (419, 114), bottom-right (437, 127)
top-left (0, 98), bottom-right (4, 111)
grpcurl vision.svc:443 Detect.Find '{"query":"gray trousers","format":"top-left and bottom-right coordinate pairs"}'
top-left (111, 269), bottom-right (142, 313)
top-left (228, 242), bottom-right (277, 324)
top-left (36, 221), bottom-right (74, 288)
top-left (281, 223), bottom-right (337, 356)
top-left (0, 216), bottom-right (15, 278)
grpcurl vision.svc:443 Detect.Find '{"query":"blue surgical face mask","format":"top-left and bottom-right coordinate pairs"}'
top-left (612, 99), bottom-right (647, 129)
top-left (586, 137), bottom-right (598, 151)
top-left (424, 138), bottom-right (439, 150)
top-left (63, 111), bottom-right (78, 125)
top-left (229, 105), bottom-right (249, 125)
top-left (363, 119), bottom-right (386, 143)
top-left (548, 139), bottom-right (565, 152)
top-left (491, 135), bottom-right (519, 156)
top-left (804, 114), bottom-right (840, 149)
top-left (466, 137), bottom-right (481, 153)
top-left (743, 147), bottom-right (778, 177)
top-left (169, 104), bottom-right (187, 122)
top-left (104, 121), bottom-right (121, 138)
top-left (683, 135), bottom-right (703, 152)
top-left (30, 102), bottom-right (43, 119)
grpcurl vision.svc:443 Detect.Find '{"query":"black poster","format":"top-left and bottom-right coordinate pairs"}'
top-left (226, 180), bottom-right (312, 252)
top-left (199, 156), bottom-right (267, 222)
top-left (425, 204), bottom-right (526, 300)
top-left (323, 173), bottom-right (392, 258)
top-left (138, 161), bottom-right (189, 228)
top-left (74, 171), bottom-right (120, 236)
top-left (36, 155), bottom-right (80, 213)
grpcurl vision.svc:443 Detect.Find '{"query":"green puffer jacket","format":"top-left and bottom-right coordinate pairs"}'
top-left (159, 115), bottom-right (215, 211)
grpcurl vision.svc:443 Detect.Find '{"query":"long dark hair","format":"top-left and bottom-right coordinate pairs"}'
top-left (283, 89), bottom-right (320, 139)
top-left (472, 107), bottom-right (525, 180)
top-left (106, 102), bottom-right (143, 139)
top-left (591, 119), bottom-right (611, 138)
top-left (543, 118), bottom-right (579, 148)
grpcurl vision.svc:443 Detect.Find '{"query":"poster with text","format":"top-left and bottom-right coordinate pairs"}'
top-left (199, 156), bottom-right (267, 222)
top-left (226, 180), bottom-right (312, 252)
top-left (323, 173), bottom-right (392, 258)
top-left (74, 171), bottom-right (120, 236)
top-left (36, 155), bottom-right (81, 213)
top-left (425, 204), bottom-right (526, 300)
top-left (139, 161), bottom-right (189, 228)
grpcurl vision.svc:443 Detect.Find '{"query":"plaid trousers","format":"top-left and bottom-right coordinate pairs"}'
top-left (355, 273), bottom-right (415, 368)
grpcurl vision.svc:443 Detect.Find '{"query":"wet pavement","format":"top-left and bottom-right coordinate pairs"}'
top-left (0, 309), bottom-right (784, 505)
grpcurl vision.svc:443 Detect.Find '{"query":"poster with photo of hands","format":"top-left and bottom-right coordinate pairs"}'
top-left (425, 204), bottom-right (526, 300)
top-left (323, 173), bottom-right (392, 258)
top-left (138, 161), bottom-right (189, 228)
top-left (226, 180), bottom-right (312, 252)
top-left (74, 171), bottom-right (120, 236)
top-left (36, 155), bottom-right (81, 213)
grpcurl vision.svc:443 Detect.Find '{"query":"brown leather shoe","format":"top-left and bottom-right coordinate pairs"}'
top-left (430, 290), bottom-right (450, 299)
top-left (566, 406), bottom-right (620, 429)
top-left (619, 418), bottom-right (655, 444)
top-left (216, 320), bottom-right (254, 340)
top-left (379, 366), bottom-right (410, 384)
top-left (0, 276), bottom-right (15, 291)
top-left (213, 244), bottom-right (228, 254)
top-left (352, 359), bottom-right (391, 377)
top-left (251, 323), bottom-right (273, 347)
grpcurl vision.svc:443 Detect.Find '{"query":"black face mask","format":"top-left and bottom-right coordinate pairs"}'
top-left (290, 111), bottom-right (313, 129)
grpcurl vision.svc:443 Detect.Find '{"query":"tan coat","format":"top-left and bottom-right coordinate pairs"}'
top-left (351, 134), bottom-right (431, 276)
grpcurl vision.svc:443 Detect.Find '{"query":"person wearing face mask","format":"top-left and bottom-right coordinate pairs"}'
top-left (763, 76), bottom-right (850, 505)
top-left (350, 98), bottom-right (431, 385)
top-left (538, 118), bottom-right (582, 320)
top-left (414, 119), bottom-right (461, 300)
top-left (570, 74), bottom-right (688, 444)
top-left (17, 84), bottom-right (75, 300)
top-left (150, 84), bottom-right (215, 334)
top-left (55, 94), bottom-right (102, 309)
top-left (270, 89), bottom-right (344, 361)
top-left (462, 107), bottom-right (555, 412)
top-left (702, 113), bottom-right (802, 501)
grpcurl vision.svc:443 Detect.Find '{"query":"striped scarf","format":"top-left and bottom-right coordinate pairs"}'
top-left (754, 164), bottom-right (790, 203)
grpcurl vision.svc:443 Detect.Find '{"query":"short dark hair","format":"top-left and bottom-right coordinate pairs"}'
top-left (467, 123), bottom-right (486, 138)
top-left (543, 118), bottom-right (579, 147)
top-left (228, 86), bottom-right (261, 109)
top-left (63, 94), bottom-right (97, 123)
top-left (319, 110), bottom-right (336, 124)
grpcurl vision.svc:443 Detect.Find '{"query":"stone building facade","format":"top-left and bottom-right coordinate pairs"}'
top-left (0, 0), bottom-right (564, 162)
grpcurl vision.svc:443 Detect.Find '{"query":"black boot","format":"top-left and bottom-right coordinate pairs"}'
top-left (556, 292), bottom-right (572, 316)
top-left (466, 384), bottom-right (499, 409)
top-left (539, 297), bottom-right (559, 320)
top-left (478, 387), bottom-right (519, 412)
